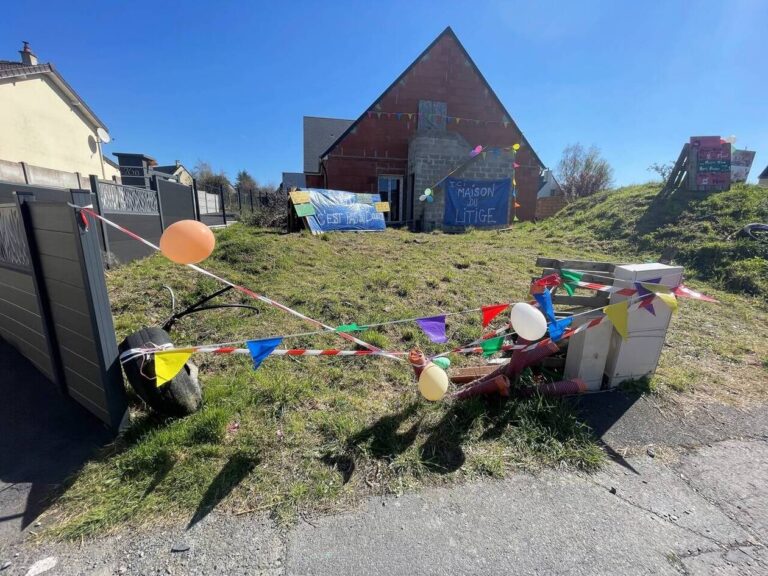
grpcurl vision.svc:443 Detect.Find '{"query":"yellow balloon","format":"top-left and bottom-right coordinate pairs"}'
top-left (512, 143), bottom-right (521, 151)
top-left (418, 363), bottom-right (449, 401)
top-left (159, 220), bottom-right (216, 264)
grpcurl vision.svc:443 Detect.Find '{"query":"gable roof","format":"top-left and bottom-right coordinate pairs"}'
top-left (304, 116), bottom-right (353, 173)
top-left (0, 61), bottom-right (108, 132)
top-left (318, 26), bottom-right (544, 169)
top-left (154, 164), bottom-right (190, 176)
top-left (759, 165), bottom-right (768, 180)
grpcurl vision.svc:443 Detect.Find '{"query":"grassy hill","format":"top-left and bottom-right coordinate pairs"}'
top-left (534, 183), bottom-right (768, 297)
top-left (45, 199), bottom-right (768, 539)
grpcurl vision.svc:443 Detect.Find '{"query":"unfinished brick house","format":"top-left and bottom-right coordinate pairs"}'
top-left (287, 27), bottom-right (556, 230)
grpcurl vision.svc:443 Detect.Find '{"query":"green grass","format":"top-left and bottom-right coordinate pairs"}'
top-left (536, 183), bottom-right (768, 297)
top-left (46, 192), bottom-right (768, 538)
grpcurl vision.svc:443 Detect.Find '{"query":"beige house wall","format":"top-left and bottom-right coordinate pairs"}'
top-left (0, 74), bottom-right (111, 179)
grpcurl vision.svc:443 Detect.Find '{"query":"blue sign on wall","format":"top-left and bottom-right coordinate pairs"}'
top-left (443, 178), bottom-right (510, 227)
top-left (304, 189), bottom-right (386, 233)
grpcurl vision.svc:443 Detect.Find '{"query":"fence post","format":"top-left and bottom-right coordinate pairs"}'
top-left (70, 190), bottom-right (128, 430)
top-left (152, 176), bottom-right (166, 231)
top-left (89, 175), bottom-right (111, 259)
top-left (221, 186), bottom-right (227, 226)
top-left (192, 178), bottom-right (201, 221)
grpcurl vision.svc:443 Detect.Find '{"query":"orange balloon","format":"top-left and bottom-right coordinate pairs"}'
top-left (159, 220), bottom-right (215, 264)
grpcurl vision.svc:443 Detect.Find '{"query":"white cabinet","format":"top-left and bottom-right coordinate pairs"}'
top-left (603, 263), bottom-right (683, 387)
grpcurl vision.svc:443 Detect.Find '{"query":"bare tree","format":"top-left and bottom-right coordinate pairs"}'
top-left (647, 161), bottom-right (674, 183)
top-left (192, 160), bottom-right (230, 193)
top-left (556, 144), bottom-right (613, 198)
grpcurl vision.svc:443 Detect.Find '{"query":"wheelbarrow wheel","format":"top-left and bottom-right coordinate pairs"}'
top-left (119, 326), bottom-right (202, 417)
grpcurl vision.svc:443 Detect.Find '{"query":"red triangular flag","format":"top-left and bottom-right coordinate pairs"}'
top-left (514, 201), bottom-right (521, 208)
top-left (481, 303), bottom-right (510, 327)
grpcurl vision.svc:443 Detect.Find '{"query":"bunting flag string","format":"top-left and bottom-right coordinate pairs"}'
top-left (366, 110), bottom-right (524, 130)
top-left (72, 205), bottom-right (397, 360)
top-left (129, 290), bottom-right (681, 386)
top-left (533, 269), bottom-right (717, 303)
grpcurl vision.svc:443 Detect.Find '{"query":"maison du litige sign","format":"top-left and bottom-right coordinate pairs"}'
top-left (444, 178), bottom-right (511, 227)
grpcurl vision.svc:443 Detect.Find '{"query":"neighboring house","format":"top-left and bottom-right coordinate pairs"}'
top-left (154, 161), bottom-right (194, 186)
top-left (534, 169), bottom-right (567, 220)
top-left (284, 27), bottom-right (547, 228)
top-left (0, 42), bottom-right (115, 179)
top-left (759, 165), bottom-right (768, 188)
top-left (281, 172), bottom-right (306, 191)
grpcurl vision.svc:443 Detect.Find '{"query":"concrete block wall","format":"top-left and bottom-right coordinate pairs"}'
top-left (409, 132), bottom-right (514, 231)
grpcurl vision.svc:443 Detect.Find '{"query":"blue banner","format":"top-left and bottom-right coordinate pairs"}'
top-left (303, 189), bottom-right (386, 233)
top-left (443, 178), bottom-right (510, 227)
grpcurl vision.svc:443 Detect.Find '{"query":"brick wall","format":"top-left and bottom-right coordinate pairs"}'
top-left (535, 195), bottom-right (568, 220)
top-left (320, 30), bottom-right (543, 221)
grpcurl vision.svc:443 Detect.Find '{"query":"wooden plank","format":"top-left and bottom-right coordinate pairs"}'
top-left (39, 254), bottom-right (85, 289)
top-left (28, 203), bottom-right (76, 233)
top-left (551, 294), bottom-right (609, 308)
top-left (0, 297), bottom-right (43, 332)
top-left (536, 258), bottom-right (615, 272)
top-left (0, 266), bottom-right (35, 291)
top-left (0, 285), bottom-right (39, 313)
top-left (59, 346), bottom-right (102, 384)
top-left (540, 268), bottom-right (615, 285)
top-left (42, 277), bottom-right (88, 311)
top-left (49, 301), bottom-right (94, 340)
top-left (450, 365), bottom-right (498, 384)
top-left (54, 323), bottom-right (97, 359)
top-left (66, 382), bottom-right (110, 422)
top-left (0, 309), bottom-right (46, 344)
top-left (32, 229), bottom-right (79, 262)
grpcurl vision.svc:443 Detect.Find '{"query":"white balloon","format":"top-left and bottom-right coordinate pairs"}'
top-left (419, 195), bottom-right (427, 202)
top-left (510, 302), bottom-right (547, 341)
top-left (425, 188), bottom-right (433, 196)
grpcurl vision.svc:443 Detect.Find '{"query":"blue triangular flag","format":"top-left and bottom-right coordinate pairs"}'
top-left (548, 317), bottom-right (573, 341)
top-left (245, 337), bottom-right (283, 370)
top-left (634, 278), bottom-right (661, 297)
top-left (533, 289), bottom-right (557, 324)
top-left (415, 315), bottom-right (448, 343)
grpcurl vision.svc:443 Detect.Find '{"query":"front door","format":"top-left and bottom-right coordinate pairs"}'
top-left (377, 175), bottom-right (403, 224)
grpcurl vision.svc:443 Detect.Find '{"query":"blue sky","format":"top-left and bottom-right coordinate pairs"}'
top-left (3, 1), bottom-right (765, 186)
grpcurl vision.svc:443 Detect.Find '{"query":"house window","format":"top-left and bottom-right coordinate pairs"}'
top-left (378, 175), bottom-right (403, 223)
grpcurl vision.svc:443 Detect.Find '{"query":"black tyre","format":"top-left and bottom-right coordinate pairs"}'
top-left (119, 326), bottom-right (202, 417)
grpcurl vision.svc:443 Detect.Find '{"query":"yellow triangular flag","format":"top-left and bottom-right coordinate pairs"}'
top-left (656, 292), bottom-right (678, 313)
top-left (642, 282), bottom-right (671, 294)
top-left (154, 351), bottom-right (192, 387)
top-left (604, 300), bottom-right (629, 340)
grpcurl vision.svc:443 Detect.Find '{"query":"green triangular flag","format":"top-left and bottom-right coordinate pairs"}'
top-left (562, 282), bottom-right (576, 296)
top-left (559, 269), bottom-right (583, 284)
top-left (481, 336), bottom-right (505, 357)
top-left (335, 323), bottom-right (360, 333)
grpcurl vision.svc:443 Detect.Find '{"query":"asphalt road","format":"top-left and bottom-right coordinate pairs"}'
top-left (2, 407), bottom-right (766, 575)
